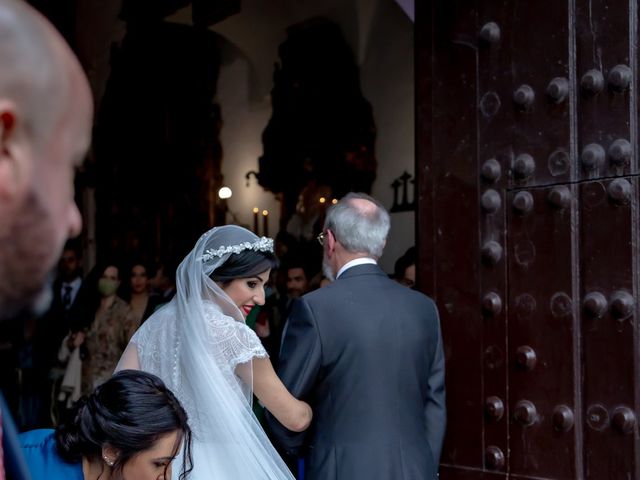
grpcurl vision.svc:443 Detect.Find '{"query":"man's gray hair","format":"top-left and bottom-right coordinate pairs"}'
top-left (325, 192), bottom-right (390, 259)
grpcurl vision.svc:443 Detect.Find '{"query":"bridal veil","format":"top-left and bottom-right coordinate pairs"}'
top-left (116, 225), bottom-right (294, 479)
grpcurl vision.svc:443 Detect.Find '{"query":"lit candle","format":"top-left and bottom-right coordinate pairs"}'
top-left (253, 207), bottom-right (259, 234)
top-left (262, 209), bottom-right (269, 237)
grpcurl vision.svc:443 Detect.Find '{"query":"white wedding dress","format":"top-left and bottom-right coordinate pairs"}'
top-left (115, 226), bottom-right (295, 479)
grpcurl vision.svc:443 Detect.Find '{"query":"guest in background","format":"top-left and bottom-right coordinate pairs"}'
top-left (252, 268), bottom-right (284, 367)
top-left (393, 246), bottom-right (416, 289)
top-left (308, 273), bottom-right (331, 291)
top-left (64, 263), bottom-right (136, 395)
top-left (20, 369), bottom-right (193, 479)
top-left (285, 262), bottom-right (311, 301)
top-left (255, 258), bottom-right (313, 370)
top-left (46, 242), bottom-right (86, 347)
top-left (121, 261), bottom-right (162, 326)
top-left (279, 257), bottom-right (314, 319)
top-left (41, 241), bottom-right (89, 425)
top-left (149, 259), bottom-right (178, 307)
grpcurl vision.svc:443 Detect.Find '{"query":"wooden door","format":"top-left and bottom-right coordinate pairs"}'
top-left (416, 1), bottom-right (639, 478)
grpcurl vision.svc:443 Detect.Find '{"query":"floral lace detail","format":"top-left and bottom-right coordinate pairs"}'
top-left (129, 302), bottom-right (267, 437)
top-left (202, 303), bottom-right (268, 368)
top-left (200, 237), bottom-right (274, 262)
top-left (119, 225), bottom-right (297, 479)
top-left (129, 305), bottom-right (183, 397)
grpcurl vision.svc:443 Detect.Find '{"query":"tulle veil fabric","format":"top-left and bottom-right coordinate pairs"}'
top-left (116, 226), bottom-right (294, 479)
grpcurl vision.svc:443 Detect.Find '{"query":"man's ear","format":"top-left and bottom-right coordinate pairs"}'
top-left (0, 100), bottom-right (30, 203)
top-left (326, 229), bottom-right (337, 255)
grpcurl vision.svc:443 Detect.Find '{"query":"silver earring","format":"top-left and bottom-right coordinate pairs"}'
top-left (103, 455), bottom-right (114, 467)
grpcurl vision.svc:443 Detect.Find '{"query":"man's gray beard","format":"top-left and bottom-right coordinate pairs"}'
top-left (322, 256), bottom-right (335, 281)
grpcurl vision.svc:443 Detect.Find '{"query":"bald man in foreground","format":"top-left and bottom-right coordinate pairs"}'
top-left (268, 193), bottom-right (446, 479)
top-left (0, 0), bottom-right (93, 477)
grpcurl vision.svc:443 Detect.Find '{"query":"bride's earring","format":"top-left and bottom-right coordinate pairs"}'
top-left (103, 455), bottom-right (115, 467)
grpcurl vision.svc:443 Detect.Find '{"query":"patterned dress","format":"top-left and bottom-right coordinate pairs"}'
top-left (82, 296), bottom-right (137, 394)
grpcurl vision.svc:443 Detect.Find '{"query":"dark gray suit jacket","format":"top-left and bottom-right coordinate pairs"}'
top-left (267, 263), bottom-right (446, 480)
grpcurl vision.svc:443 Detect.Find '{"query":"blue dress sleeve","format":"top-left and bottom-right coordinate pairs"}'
top-left (19, 429), bottom-right (83, 480)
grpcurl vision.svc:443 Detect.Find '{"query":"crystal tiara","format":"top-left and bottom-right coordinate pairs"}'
top-left (201, 237), bottom-right (274, 262)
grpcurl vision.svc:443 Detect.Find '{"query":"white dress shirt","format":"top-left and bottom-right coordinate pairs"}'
top-left (336, 257), bottom-right (377, 279)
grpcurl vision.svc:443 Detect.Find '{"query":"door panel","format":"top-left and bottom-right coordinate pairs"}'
top-left (477, 4), bottom-right (512, 471)
top-left (417, 0), bottom-right (640, 478)
top-left (506, 185), bottom-right (580, 479)
top-left (580, 178), bottom-right (638, 478)
top-left (575, 0), bottom-right (635, 179)
top-left (428, 1), bottom-right (484, 469)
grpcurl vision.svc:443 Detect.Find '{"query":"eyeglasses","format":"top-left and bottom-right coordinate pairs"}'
top-left (317, 230), bottom-right (327, 246)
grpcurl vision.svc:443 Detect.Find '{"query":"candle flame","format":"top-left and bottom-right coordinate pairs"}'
top-left (253, 207), bottom-right (259, 213)
top-left (262, 210), bottom-right (269, 216)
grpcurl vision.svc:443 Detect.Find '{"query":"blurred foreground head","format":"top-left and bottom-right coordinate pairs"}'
top-left (0, 0), bottom-right (93, 320)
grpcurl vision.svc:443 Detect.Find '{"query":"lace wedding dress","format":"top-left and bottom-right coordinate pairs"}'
top-left (116, 226), bottom-right (295, 479)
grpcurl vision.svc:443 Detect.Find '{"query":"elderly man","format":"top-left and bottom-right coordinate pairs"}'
top-left (268, 192), bottom-right (446, 480)
top-left (0, 0), bottom-right (92, 477)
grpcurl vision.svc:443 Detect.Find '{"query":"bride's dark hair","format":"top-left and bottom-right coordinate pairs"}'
top-left (56, 370), bottom-right (193, 479)
top-left (210, 250), bottom-right (278, 285)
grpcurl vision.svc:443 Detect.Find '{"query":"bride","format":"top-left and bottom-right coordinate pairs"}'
top-left (116, 225), bottom-right (311, 479)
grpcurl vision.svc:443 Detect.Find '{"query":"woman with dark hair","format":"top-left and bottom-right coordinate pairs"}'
top-left (62, 262), bottom-right (136, 395)
top-left (121, 261), bottom-right (162, 325)
top-left (20, 369), bottom-right (192, 479)
top-left (393, 246), bottom-right (416, 289)
top-left (116, 225), bottom-right (311, 479)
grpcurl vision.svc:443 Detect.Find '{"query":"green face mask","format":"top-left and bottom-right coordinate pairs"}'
top-left (98, 278), bottom-right (119, 297)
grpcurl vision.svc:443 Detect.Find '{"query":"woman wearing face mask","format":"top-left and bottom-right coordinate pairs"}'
top-left (71, 262), bottom-right (136, 395)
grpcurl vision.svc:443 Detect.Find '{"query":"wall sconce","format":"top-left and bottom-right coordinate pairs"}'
top-left (218, 186), bottom-right (232, 199)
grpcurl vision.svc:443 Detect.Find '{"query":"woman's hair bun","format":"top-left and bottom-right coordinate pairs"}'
top-left (55, 395), bottom-right (92, 462)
